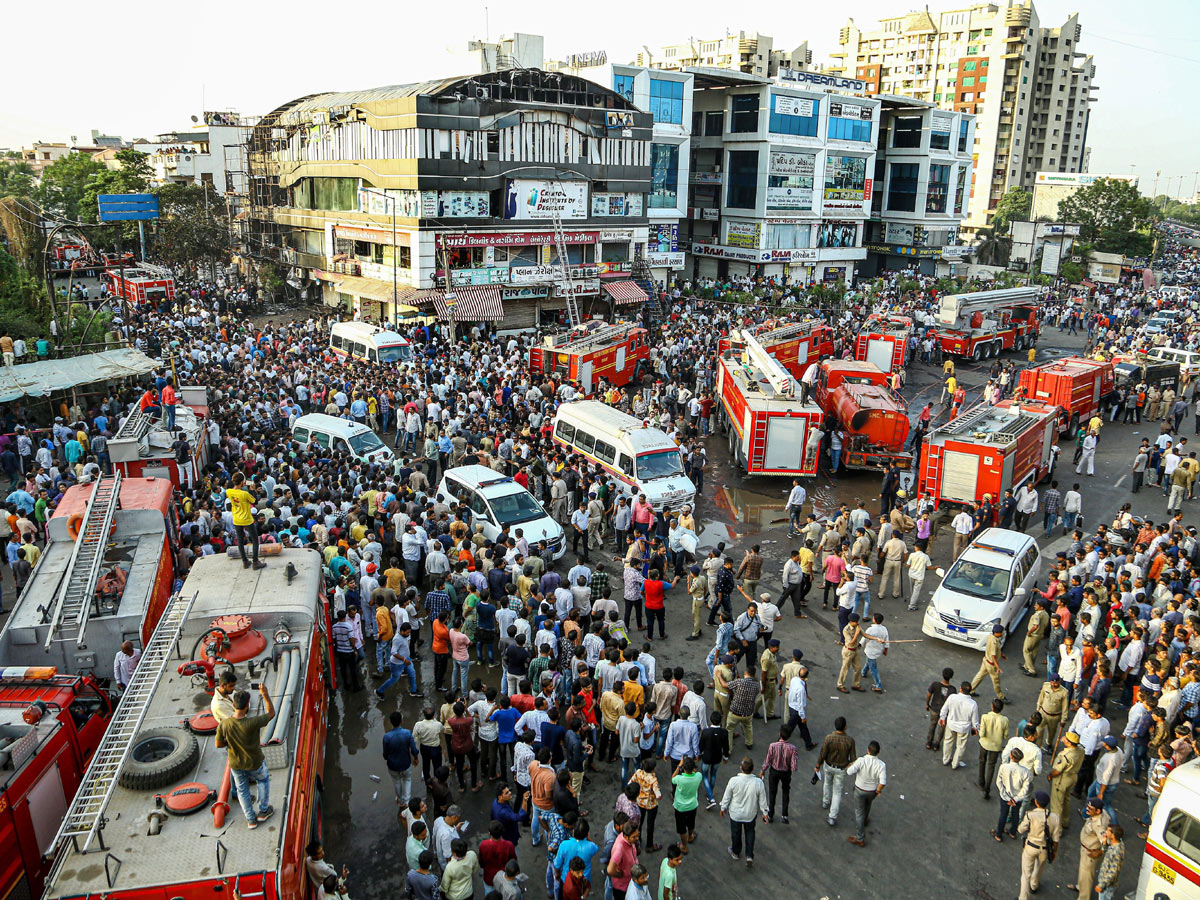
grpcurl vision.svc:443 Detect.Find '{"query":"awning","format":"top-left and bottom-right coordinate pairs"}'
top-left (436, 285), bottom-right (505, 321)
top-left (603, 280), bottom-right (649, 305)
top-left (0, 348), bottom-right (159, 403)
top-left (336, 275), bottom-right (402, 304)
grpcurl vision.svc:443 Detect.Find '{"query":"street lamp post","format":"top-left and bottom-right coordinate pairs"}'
top-left (360, 187), bottom-right (398, 327)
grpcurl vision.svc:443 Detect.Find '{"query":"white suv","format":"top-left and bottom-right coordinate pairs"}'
top-left (436, 465), bottom-right (566, 560)
top-left (922, 527), bottom-right (1041, 651)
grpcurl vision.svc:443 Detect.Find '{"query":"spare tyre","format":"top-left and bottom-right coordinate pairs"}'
top-left (119, 726), bottom-right (200, 790)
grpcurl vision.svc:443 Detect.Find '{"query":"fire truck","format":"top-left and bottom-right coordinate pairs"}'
top-left (43, 550), bottom-right (332, 900)
top-left (0, 473), bottom-right (179, 679)
top-left (717, 331), bottom-right (824, 477)
top-left (930, 287), bottom-right (1043, 360)
top-left (528, 320), bottom-right (650, 395)
top-left (854, 313), bottom-right (913, 373)
top-left (814, 360), bottom-right (911, 469)
top-left (109, 386), bottom-right (213, 489)
top-left (104, 265), bottom-right (177, 307)
top-left (0, 670), bottom-right (114, 900)
top-left (720, 319), bottom-right (835, 380)
top-left (1016, 356), bottom-right (1115, 434)
top-left (917, 400), bottom-right (1059, 510)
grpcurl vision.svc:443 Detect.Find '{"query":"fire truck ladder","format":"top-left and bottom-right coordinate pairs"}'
top-left (741, 332), bottom-right (796, 398)
top-left (51, 589), bottom-right (198, 857)
top-left (758, 319), bottom-right (821, 346)
top-left (563, 322), bottom-right (641, 353)
top-left (43, 472), bottom-right (123, 650)
top-left (551, 214), bottom-right (582, 328)
top-left (114, 404), bottom-right (157, 442)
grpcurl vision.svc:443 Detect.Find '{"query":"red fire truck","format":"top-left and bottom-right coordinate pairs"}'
top-left (0, 473), bottom-right (179, 678)
top-left (104, 265), bottom-right (177, 306)
top-left (1016, 356), bottom-right (1115, 434)
top-left (917, 400), bottom-right (1058, 510)
top-left (43, 549), bottom-right (332, 900)
top-left (717, 332), bottom-right (824, 477)
top-left (528, 320), bottom-right (650, 395)
top-left (814, 360), bottom-right (911, 469)
top-left (854, 313), bottom-right (913, 373)
top-left (109, 386), bottom-right (213, 489)
top-left (0, 669), bottom-right (114, 900)
top-left (930, 287), bottom-right (1043, 360)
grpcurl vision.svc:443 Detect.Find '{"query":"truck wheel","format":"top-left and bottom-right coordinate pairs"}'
top-left (119, 726), bottom-right (201, 790)
top-left (972, 344), bottom-right (983, 362)
top-left (1068, 412), bottom-right (1080, 435)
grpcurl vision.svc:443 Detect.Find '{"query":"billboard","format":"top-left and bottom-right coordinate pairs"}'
top-left (767, 150), bottom-right (815, 212)
top-left (591, 193), bottom-right (644, 217)
top-left (504, 179), bottom-right (588, 219)
top-left (817, 222), bottom-right (857, 249)
top-left (828, 101), bottom-right (872, 121)
top-left (726, 222), bottom-right (762, 249)
top-left (823, 156), bottom-right (867, 210)
top-left (773, 96), bottom-right (814, 118)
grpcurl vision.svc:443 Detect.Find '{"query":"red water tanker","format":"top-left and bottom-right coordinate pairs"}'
top-left (815, 360), bottom-right (911, 469)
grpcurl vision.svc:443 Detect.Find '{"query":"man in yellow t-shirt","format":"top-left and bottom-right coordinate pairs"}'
top-left (226, 472), bottom-right (265, 570)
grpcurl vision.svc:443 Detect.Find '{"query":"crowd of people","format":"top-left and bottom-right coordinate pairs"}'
top-left (6, 231), bottom-right (1200, 900)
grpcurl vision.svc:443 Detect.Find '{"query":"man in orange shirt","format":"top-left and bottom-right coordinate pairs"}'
top-left (528, 748), bottom-right (557, 847)
top-left (161, 376), bottom-right (178, 430)
top-left (432, 610), bottom-right (452, 692)
top-left (372, 591), bottom-right (395, 676)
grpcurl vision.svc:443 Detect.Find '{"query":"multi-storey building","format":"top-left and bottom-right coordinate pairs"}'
top-left (830, 2), bottom-right (1097, 231)
top-left (864, 96), bottom-right (976, 275)
top-left (684, 68), bottom-right (880, 285)
top-left (245, 69), bottom-right (654, 329)
top-left (637, 32), bottom-right (812, 79)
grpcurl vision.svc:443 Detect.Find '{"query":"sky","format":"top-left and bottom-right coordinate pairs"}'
top-left (6, 0), bottom-right (1197, 197)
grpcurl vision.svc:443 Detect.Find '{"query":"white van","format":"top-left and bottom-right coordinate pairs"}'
top-left (922, 527), bottom-right (1039, 650)
top-left (329, 321), bottom-right (412, 364)
top-left (1137, 758), bottom-right (1200, 899)
top-left (551, 400), bottom-right (696, 512)
top-left (291, 413), bottom-right (394, 465)
top-left (1147, 346), bottom-right (1200, 379)
top-left (436, 465), bottom-right (565, 559)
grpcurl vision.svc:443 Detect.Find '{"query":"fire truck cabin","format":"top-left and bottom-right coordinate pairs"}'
top-left (1016, 356), bottom-right (1115, 434)
top-left (917, 400), bottom-right (1058, 510)
top-left (854, 313), bottom-right (913, 373)
top-left (0, 475), bottom-right (178, 679)
top-left (528, 321), bottom-right (649, 395)
top-left (43, 550), bottom-right (331, 900)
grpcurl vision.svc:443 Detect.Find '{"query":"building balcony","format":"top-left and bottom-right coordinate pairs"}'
top-left (1006, 6), bottom-right (1031, 26)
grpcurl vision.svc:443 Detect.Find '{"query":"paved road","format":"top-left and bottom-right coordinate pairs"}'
top-left (323, 329), bottom-right (1149, 900)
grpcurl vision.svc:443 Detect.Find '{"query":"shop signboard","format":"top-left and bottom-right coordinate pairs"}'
top-left (504, 179), bottom-right (588, 219)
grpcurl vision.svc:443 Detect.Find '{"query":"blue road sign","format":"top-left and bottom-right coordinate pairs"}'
top-left (97, 193), bottom-right (159, 222)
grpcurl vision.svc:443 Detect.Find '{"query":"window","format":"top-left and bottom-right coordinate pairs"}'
top-left (650, 144), bottom-right (679, 208)
top-left (555, 421), bottom-right (576, 444)
top-left (893, 116), bottom-right (922, 148)
top-left (927, 164), bottom-right (950, 213)
top-left (649, 80), bottom-right (684, 125)
top-left (769, 95), bottom-right (819, 137)
top-left (930, 126), bottom-right (950, 151)
top-left (725, 150), bottom-right (759, 210)
top-left (1165, 809), bottom-right (1200, 866)
top-left (613, 74), bottom-right (634, 104)
top-left (575, 431), bottom-right (596, 454)
top-left (294, 177), bottom-right (358, 211)
top-left (617, 454), bottom-right (634, 476)
top-left (964, 61), bottom-right (977, 71)
top-left (962, 77), bottom-right (975, 87)
top-left (886, 163), bottom-right (919, 212)
top-left (594, 440), bottom-right (616, 465)
top-left (827, 116), bottom-right (872, 142)
top-left (730, 94), bottom-right (760, 133)
top-left (705, 111), bottom-right (723, 135)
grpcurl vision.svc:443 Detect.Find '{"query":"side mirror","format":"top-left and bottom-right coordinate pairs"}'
top-left (1014, 587), bottom-right (1027, 598)
top-left (935, 567), bottom-right (946, 578)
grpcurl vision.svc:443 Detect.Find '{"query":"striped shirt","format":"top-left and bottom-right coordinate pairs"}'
top-left (762, 739), bottom-right (798, 773)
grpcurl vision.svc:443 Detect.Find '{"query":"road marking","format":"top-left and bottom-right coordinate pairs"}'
top-left (1114, 473), bottom-right (1128, 489)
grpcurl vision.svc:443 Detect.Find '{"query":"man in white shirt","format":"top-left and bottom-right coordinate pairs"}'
top-left (113, 640), bottom-right (141, 691)
top-left (783, 668), bottom-right (812, 748)
top-left (940, 681), bottom-right (981, 768)
top-left (860, 613), bottom-right (890, 692)
top-left (952, 509), bottom-right (975, 558)
top-left (1075, 433), bottom-right (1098, 476)
top-left (1061, 484), bottom-right (1083, 534)
top-left (1015, 486), bottom-right (1039, 532)
top-left (846, 740), bottom-right (887, 847)
top-left (906, 543), bottom-right (934, 610)
top-left (785, 479), bottom-right (807, 536)
top-left (994, 747), bottom-right (1032, 839)
top-left (1002, 724), bottom-right (1044, 778)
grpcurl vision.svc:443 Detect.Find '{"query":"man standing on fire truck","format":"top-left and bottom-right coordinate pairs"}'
top-left (215, 684), bottom-right (276, 829)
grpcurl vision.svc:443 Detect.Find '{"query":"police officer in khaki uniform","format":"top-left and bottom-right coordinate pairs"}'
top-left (759, 638), bottom-right (781, 718)
top-left (1017, 790), bottom-right (1062, 900)
top-left (878, 532), bottom-right (908, 600)
top-left (713, 654), bottom-right (735, 726)
top-left (1047, 731), bottom-right (1084, 823)
top-left (837, 614), bottom-right (865, 693)
top-left (778, 648), bottom-right (804, 691)
top-left (686, 564), bottom-right (708, 641)
top-left (970, 623), bottom-right (1008, 701)
top-left (1067, 799), bottom-right (1110, 899)
top-left (1035, 673), bottom-right (1069, 751)
top-left (1022, 598), bottom-right (1050, 676)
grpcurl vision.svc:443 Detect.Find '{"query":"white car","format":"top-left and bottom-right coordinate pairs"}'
top-left (436, 465), bottom-right (566, 560)
top-left (922, 527), bottom-right (1041, 651)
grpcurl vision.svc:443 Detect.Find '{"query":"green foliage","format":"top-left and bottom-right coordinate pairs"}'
top-left (1157, 198), bottom-right (1200, 228)
top-left (991, 188), bottom-right (1033, 236)
top-left (973, 227), bottom-right (1012, 267)
top-left (35, 152), bottom-right (107, 221)
top-left (1057, 177), bottom-right (1157, 256)
top-left (0, 160), bottom-right (35, 201)
top-left (1060, 260), bottom-right (1084, 284)
top-left (67, 302), bottom-right (113, 347)
top-left (0, 247), bottom-right (49, 338)
top-left (154, 182), bottom-right (229, 268)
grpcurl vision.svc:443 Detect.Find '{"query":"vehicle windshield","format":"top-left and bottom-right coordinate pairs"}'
top-left (488, 490), bottom-right (547, 526)
top-left (378, 343), bottom-right (410, 363)
top-left (636, 450), bottom-right (685, 481)
top-left (348, 431), bottom-right (385, 455)
top-left (942, 558), bottom-right (1012, 601)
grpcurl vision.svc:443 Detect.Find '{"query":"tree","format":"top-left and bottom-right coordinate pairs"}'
top-left (972, 227), bottom-right (1012, 267)
top-left (1057, 177), bottom-right (1157, 256)
top-left (0, 159), bottom-right (35, 201)
top-left (991, 188), bottom-right (1032, 236)
top-left (154, 182), bottom-right (230, 274)
top-left (1060, 259), bottom-right (1084, 284)
top-left (0, 246), bottom-right (50, 338)
top-left (34, 152), bottom-right (106, 221)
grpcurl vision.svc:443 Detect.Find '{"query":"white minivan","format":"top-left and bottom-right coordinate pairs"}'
top-left (551, 400), bottom-right (696, 512)
top-left (437, 465), bottom-right (565, 559)
top-left (1147, 346), bottom-right (1200, 380)
top-left (291, 413), bottom-right (394, 465)
top-left (1137, 757), bottom-right (1200, 899)
top-left (922, 527), bottom-right (1040, 651)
